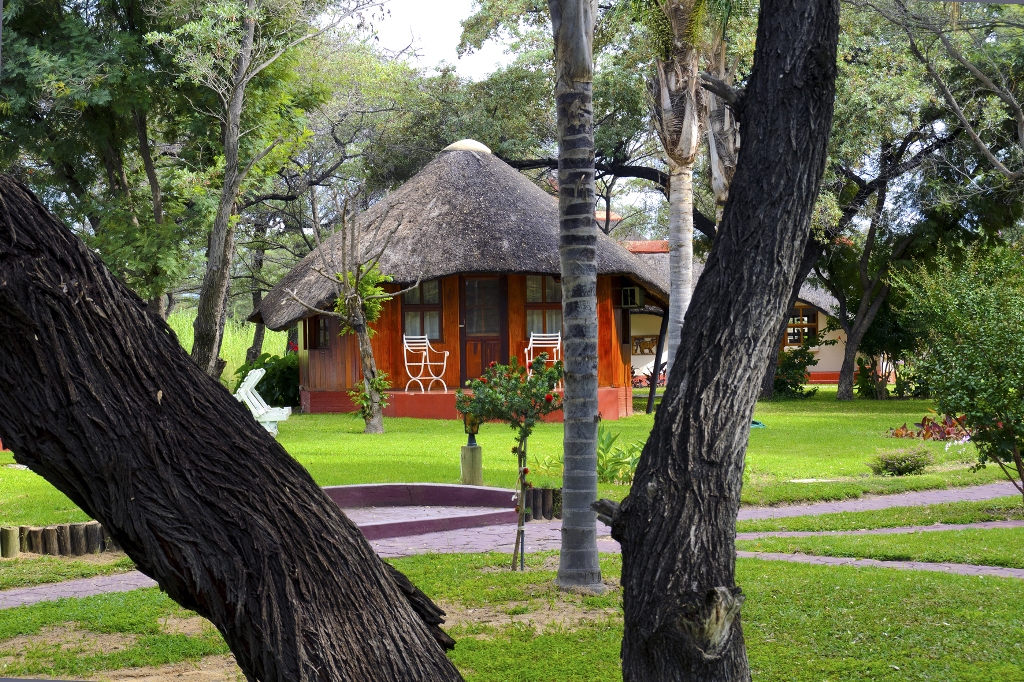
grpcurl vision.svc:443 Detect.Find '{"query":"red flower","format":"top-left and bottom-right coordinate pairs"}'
top-left (287, 341), bottom-right (298, 352)
top-left (522, 467), bottom-right (530, 474)
top-left (480, 377), bottom-right (488, 384)
top-left (544, 393), bottom-right (554, 402)
top-left (489, 361), bottom-right (497, 368)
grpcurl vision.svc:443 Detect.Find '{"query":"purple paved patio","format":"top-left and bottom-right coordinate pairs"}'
top-left (3, 481), bottom-right (1022, 610)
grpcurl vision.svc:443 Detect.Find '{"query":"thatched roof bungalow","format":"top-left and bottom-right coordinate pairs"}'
top-left (252, 140), bottom-right (668, 418)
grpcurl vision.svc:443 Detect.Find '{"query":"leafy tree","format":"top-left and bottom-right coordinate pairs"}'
top-left (895, 246), bottom-right (1024, 503)
top-left (0, 0), bottom-right (199, 312)
top-left (456, 356), bottom-right (563, 570)
top-left (148, 0), bottom-right (375, 376)
top-left (867, 1), bottom-right (1024, 185)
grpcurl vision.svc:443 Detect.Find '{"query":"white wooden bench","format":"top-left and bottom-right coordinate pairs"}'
top-left (403, 335), bottom-right (449, 391)
top-left (235, 368), bottom-right (292, 437)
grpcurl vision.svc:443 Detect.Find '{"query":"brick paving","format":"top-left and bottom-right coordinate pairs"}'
top-left (3, 481), bottom-right (1021, 610)
top-left (736, 551), bottom-right (1024, 579)
top-left (0, 571), bottom-right (156, 609)
top-left (737, 481), bottom-right (1020, 520)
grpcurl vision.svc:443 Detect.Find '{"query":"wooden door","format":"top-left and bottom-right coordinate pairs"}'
top-left (460, 276), bottom-right (508, 382)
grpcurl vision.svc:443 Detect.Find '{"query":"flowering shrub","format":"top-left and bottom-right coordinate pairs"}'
top-left (456, 355), bottom-right (563, 569)
top-left (455, 355), bottom-right (564, 440)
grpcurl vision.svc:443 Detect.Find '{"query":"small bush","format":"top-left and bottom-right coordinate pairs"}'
top-left (867, 447), bottom-right (933, 476)
top-left (235, 353), bottom-right (300, 407)
top-left (596, 424), bottom-right (642, 484)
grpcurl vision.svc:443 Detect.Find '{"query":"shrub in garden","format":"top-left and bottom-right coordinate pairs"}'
top-left (595, 423), bottom-right (642, 484)
top-left (895, 246), bottom-right (1024, 502)
top-left (773, 331), bottom-right (834, 399)
top-left (234, 353), bottom-right (299, 407)
top-left (889, 414), bottom-right (971, 441)
top-left (867, 447), bottom-right (933, 476)
top-left (456, 355), bottom-right (563, 569)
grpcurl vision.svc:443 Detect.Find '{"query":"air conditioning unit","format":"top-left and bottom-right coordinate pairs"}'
top-left (621, 286), bottom-right (645, 308)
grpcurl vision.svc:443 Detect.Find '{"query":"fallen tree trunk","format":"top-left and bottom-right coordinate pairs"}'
top-left (594, 0), bottom-right (840, 679)
top-left (0, 176), bottom-right (461, 682)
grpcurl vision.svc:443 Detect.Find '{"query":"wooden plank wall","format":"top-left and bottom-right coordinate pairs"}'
top-left (597, 276), bottom-right (624, 388)
top-left (507, 275), bottom-right (527, 364)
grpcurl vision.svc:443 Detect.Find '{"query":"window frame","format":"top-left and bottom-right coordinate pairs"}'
top-left (782, 304), bottom-right (819, 348)
top-left (402, 279), bottom-right (444, 342)
top-left (312, 315), bottom-right (331, 350)
top-left (525, 275), bottom-right (563, 335)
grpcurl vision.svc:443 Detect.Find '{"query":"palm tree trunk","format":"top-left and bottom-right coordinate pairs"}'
top-left (549, 0), bottom-right (603, 593)
top-left (595, 1), bottom-right (840, 677)
top-left (665, 163), bottom-right (694, 377)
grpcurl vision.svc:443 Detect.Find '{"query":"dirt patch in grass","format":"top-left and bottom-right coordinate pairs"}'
top-left (86, 654), bottom-right (244, 681)
top-left (441, 597), bottom-right (620, 635)
top-left (0, 624), bottom-right (135, 661)
top-left (159, 616), bottom-right (215, 637)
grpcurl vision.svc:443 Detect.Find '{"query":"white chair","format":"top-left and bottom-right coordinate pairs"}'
top-left (525, 332), bottom-right (561, 376)
top-left (234, 368), bottom-right (292, 437)
top-left (403, 335), bottom-right (449, 392)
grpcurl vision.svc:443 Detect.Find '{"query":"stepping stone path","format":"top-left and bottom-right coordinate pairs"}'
top-left (3, 481), bottom-right (1022, 611)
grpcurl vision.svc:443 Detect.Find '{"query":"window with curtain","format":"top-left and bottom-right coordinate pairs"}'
top-left (403, 279), bottom-right (442, 340)
top-left (525, 275), bottom-right (562, 335)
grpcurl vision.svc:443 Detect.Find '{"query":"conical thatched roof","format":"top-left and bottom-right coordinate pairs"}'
top-left (252, 142), bottom-right (670, 330)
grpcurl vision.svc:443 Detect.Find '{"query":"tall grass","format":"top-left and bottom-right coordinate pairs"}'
top-left (167, 309), bottom-right (289, 390)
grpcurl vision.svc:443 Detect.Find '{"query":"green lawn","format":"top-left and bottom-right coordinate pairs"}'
top-left (0, 387), bottom-right (1008, 526)
top-left (0, 589), bottom-right (229, 678)
top-left (3, 554), bottom-right (1022, 681)
top-left (738, 526), bottom-right (1024, 569)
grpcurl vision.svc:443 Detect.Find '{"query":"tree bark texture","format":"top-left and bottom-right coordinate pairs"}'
top-left (0, 176), bottom-right (462, 682)
top-left (549, 0), bottom-right (603, 592)
top-left (599, 1), bottom-right (840, 678)
top-left (353, 313), bottom-right (385, 435)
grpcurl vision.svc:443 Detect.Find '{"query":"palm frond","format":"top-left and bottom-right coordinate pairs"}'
top-left (620, 0), bottom-right (674, 61)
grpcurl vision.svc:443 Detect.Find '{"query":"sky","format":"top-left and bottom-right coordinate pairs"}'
top-left (368, 0), bottom-right (515, 80)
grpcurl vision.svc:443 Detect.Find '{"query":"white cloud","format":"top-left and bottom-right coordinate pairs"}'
top-left (370, 0), bottom-right (515, 80)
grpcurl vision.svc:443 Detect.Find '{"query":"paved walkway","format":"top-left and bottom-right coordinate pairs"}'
top-left (0, 572), bottom-right (156, 609)
top-left (736, 519), bottom-right (1024, 540)
top-left (737, 481), bottom-right (1020, 520)
top-left (737, 551), bottom-right (1024, 579)
top-left (3, 482), bottom-right (1022, 610)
